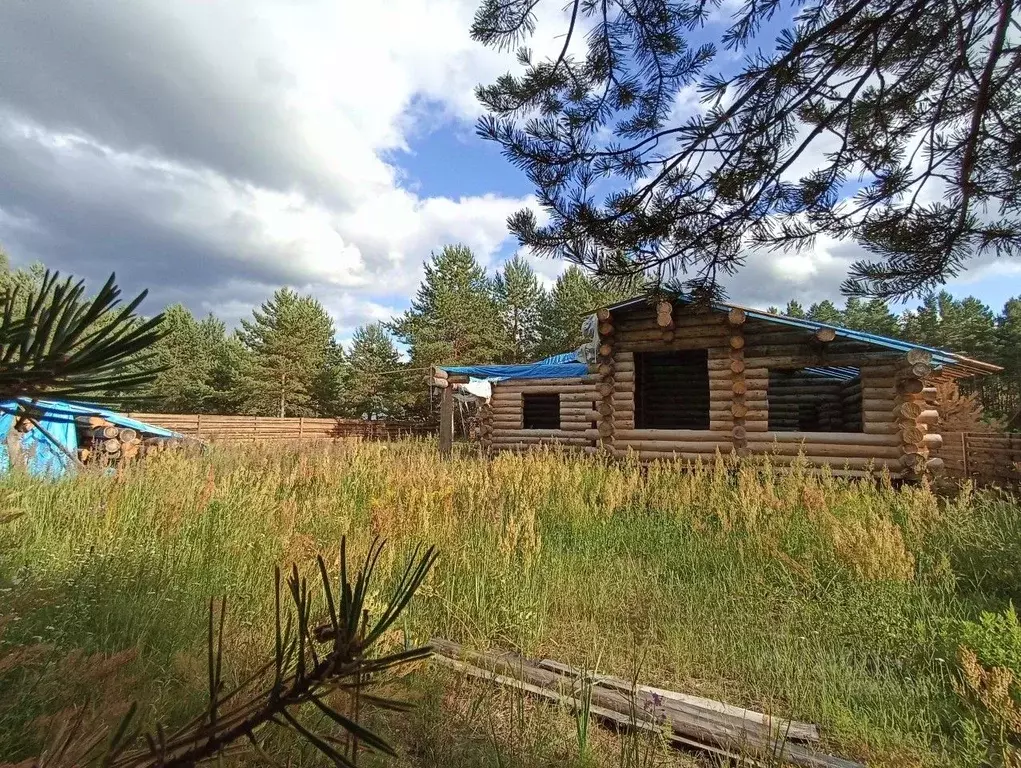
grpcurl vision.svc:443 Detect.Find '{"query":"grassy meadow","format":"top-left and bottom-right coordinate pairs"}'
top-left (1, 440), bottom-right (1020, 767)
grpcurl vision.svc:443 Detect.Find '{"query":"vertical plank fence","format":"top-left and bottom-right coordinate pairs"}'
top-left (126, 413), bottom-right (436, 442)
top-left (934, 431), bottom-right (1021, 486)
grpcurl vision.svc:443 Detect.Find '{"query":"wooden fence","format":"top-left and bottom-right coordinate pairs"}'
top-left (125, 413), bottom-right (436, 442)
top-left (934, 431), bottom-right (1021, 485)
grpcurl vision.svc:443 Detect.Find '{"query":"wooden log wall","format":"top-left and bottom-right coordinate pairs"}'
top-left (597, 306), bottom-right (928, 475)
top-left (479, 401), bottom-right (494, 454)
top-left (640, 301), bottom-right (713, 430)
top-left (766, 372), bottom-right (861, 432)
top-left (487, 375), bottom-right (598, 454)
top-left (733, 359), bottom-right (902, 475)
top-left (840, 377), bottom-right (864, 432)
top-left (482, 302), bottom-right (950, 479)
top-left (608, 303), bottom-right (732, 461)
top-left (613, 352), bottom-right (636, 430)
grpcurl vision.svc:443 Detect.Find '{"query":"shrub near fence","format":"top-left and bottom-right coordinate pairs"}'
top-left (935, 431), bottom-right (1021, 485)
top-left (125, 413), bottom-right (436, 442)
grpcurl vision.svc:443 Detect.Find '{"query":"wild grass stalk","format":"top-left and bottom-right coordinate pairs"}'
top-left (1, 439), bottom-right (1019, 767)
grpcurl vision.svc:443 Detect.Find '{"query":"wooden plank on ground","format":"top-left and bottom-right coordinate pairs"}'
top-left (537, 658), bottom-right (820, 743)
top-left (430, 639), bottom-right (860, 768)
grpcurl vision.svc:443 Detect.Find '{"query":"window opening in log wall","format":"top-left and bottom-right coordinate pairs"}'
top-left (522, 393), bottom-right (560, 430)
top-left (634, 350), bottom-right (710, 430)
top-left (767, 368), bottom-right (863, 432)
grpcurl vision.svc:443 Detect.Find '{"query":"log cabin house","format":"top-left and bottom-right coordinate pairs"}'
top-left (432, 295), bottom-right (1001, 479)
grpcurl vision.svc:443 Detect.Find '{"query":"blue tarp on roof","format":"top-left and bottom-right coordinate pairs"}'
top-left (0, 398), bottom-right (182, 478)
top-left (803, 366), bottom-right (860, 381)
top-left (440, 294), bottom-right (1002, 384)
top-left (604, 295), bottom-right (1001, 377)
top-left (537, 352), bottom-right (581, 366)
top-left (440, 351), bottom-right (588, 381)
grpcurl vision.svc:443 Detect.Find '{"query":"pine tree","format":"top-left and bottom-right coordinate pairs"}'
top-left (904, 293), bottom-right (946, 348)
top-left (954, 298), bottom-right (999, 361)
top-left (783, 301), bottom-right (807, 319)
top-left (238, 288), bottom-right (337, 417)
top-left (534, 266), bottom-right (618, 359)
top-left (311, 340), bottom-right (347, 418)
top-left (472, 0), bottom-right (1019, 299)
top-left (143, 305), bottom-right (219, 412)
top-left (841, 298), bottom-right (902, 337)
top-left (903, 291), bottom-right (998, 360)
top-left (593, 270), bottom-right (650, 301)
top-left (995, 297), bottom-right (1021, 375)
top-left (207, 332), bottom-right (250, 414)
top-left (340, 323), bottom-right (409, 419)
top-left (0, 255), bottom-right (47, 317)
top-left (807, 300), bottom-right (842, 325)
top-left (494, 254), bottom-right (545, 363)
top-left (388, 244), bottom-right (504, 368)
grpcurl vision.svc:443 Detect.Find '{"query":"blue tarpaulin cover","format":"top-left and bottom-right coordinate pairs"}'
top-left (440, 352), bottom-right (588, 381)
top-left (0, 398), bottom-right (182, 478)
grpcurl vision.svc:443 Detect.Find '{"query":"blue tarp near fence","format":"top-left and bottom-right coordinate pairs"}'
top-left (0, 398), bottom-right (182, 478)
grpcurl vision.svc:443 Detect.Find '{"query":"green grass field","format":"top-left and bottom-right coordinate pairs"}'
top-left (2, 441), bottom-right (1019, 767)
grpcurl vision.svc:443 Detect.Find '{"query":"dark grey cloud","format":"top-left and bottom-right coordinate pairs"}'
top-left (0, 117), bottom-right (321, 311)
top-left (0, 0), bottom-right (546, 340)
top-left (0, 1), bottom-right (339, 201)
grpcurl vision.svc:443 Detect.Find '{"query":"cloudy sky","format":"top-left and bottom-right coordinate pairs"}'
top-left (0, 1), bottom-right (1017, 345)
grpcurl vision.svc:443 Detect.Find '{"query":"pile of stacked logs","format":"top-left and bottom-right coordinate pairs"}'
top-left (76, 416), bottom-right (188, 467)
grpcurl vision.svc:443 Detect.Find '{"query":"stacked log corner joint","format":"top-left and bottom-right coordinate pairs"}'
top-left (727, 307), bottom-right (748, 456)
top-left (595, 306), bottom-right (616, 453)
top-left (430, 366), bottom-right (456, 457)
top-left (895, 350), bottom-right (943, 479)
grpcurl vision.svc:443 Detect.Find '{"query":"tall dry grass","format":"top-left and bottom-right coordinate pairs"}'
top-left (1, 440), bottom-right (1020, 767)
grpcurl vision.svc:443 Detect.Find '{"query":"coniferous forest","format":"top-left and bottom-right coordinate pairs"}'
top-left (3, 247), bottom-right (1019, 422)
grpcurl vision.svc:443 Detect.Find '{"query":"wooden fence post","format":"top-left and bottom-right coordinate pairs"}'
top-left (196, 413), bottom-right (202, 438)
top-left (299, 417), bottom-right (304, 437)
top-left (962, 432), bottom-right (970, 479)
top-left (439, 385), bottom-right (454, 456)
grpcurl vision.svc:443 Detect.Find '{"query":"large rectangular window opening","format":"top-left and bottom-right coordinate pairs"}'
top-left (767, 368), bottom-right (863, 432)
top-left (635, 350), bottom-right (710, 430)
top-left (522, 393), bottom-right (560, 430)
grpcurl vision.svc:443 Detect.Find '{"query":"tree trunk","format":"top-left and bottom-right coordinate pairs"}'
top-left (513, 310), bottom-right (520, 363)
top-left (279, 372), bottom-right (287, 418)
